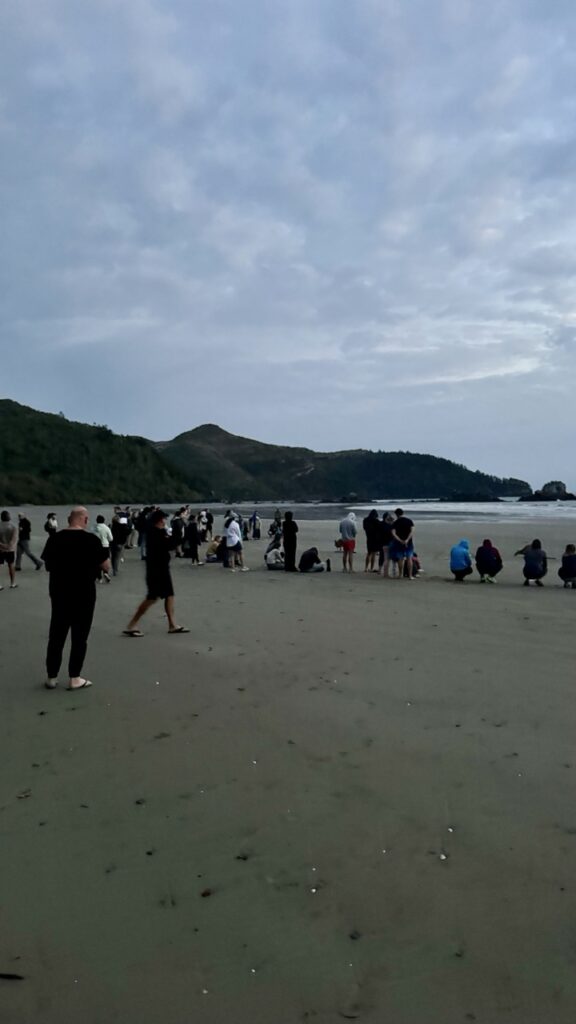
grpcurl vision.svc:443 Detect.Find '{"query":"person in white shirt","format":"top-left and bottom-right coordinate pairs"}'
top-left (93, 515), bottom-right (113, 582)
top-left (225, 514), bottom-right (249, 572)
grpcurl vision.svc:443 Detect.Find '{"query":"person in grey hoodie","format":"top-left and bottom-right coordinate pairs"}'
top-left (339, 512), bottom-right (357, 573)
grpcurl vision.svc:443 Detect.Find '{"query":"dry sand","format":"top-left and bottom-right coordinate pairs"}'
top-left (2, 515), bottom-right (576, 1024)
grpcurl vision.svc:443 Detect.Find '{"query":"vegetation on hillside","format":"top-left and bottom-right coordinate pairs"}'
top-left (0, 400), bottom-right (198, 504)
top-left (157, 424), bottom-right (532, 501)
top-left (0, 402), bottom-right (532, 504)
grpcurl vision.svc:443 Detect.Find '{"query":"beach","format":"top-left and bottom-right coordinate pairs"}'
top-left (2, 513), bottom-right (576, 1023)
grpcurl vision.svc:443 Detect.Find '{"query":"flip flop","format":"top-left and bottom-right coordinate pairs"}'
top-left (168, 626), bottom-right (190, 634)
top-left (123, 629), bottom-right (144, 637)
top-left (67, 679), bottom-right (92, 691)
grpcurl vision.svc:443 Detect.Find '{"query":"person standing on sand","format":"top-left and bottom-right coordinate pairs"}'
top-left (15, 514), bottom-right (43, 572)
top-left (363, 510), bottom-right (381, 573)
top-left (282, 511), bottom-right (299, 572)
top-left (379, 513), bottom-right (394, 577)
top-left (390, 508), bottom-right (415, 580)
top-left (93, 515), bottom-right (113, 582)
top-left (339, 512), bottom-right (357, 572)
top-left (44, 513), bottom-right (58, 536)
top-left (224, 513), bottom-right (248, 572)
top-left (41, 506), bottom-right (109, 690)
top-left (0, 511), bottom-right (19, 589)
top-left (124, 510), bottom-right (190, 636)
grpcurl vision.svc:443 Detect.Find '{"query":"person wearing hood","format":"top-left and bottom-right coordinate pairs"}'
top-left (339, 512), bottom-right (357, 572)
top-left (475, 539), bottom-right (503, 583)
top-left (450, 539), bottom-right (473, 582)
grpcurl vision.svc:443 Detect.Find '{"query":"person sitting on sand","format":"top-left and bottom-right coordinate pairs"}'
top-left (204, 535), bottom-right (223, 562)
top-left (339, 512), bottom-right (357, 572)
top-left (124, 510), bottom-right (190, 635)
top-left (265, 547), bottom-right (285, 570)
top-left (515, 539), bottom-right (547, 587)
top-left (450, 539), bottom-right (473, 582)
top-left (299, 547), bottom-right (325, 573)
top-left (475, 538), bottom-right (503, 583)
top-left (558, 544), bottom-right (576, 588)
top-left (363, 510), bottom-right (381, 573)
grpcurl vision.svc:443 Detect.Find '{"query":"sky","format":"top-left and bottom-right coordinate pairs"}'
top-left (1, 0), bottom-right (576, 488)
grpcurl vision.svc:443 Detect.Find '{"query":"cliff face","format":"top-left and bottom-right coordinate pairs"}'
top-left (520, 480), bottom-right (576, 502)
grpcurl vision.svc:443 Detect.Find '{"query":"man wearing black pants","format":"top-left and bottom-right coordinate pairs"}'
top-left (41, 506), bottom-right (109, 691)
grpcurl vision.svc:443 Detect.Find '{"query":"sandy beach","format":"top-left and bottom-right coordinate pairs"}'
top-left (2, 514), bottom-right (576, 1024)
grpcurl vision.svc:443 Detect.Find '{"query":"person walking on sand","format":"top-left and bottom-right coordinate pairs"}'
top-left (282, 511), bottom-right (299, 572)
top-left (339, 512), bottom-right (357, 572)
top-left (515, 539), bottom-right (547, 587)
top-left (390, 508), bottom-right (415, 580)
top-left (0, 510), bottom-right (19, 589)
top-left (15, 514), bottom-right (43, 571)
top-left (450, 539), bottom-right (473, 582)
top-left (41, 506), bottom-right (110, 690)
top-left (124, 510), bottom-right (190, 636)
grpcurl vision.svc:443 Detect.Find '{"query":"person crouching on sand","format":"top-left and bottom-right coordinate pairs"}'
top-left (515, 539), bottom-right (547, 587)
top-left (124, 509), bottom-right (189, 636)
top-left (475, 539), bottom-right (503, 583)
top-left (450, 539), bottom-right (473, 582)
top-left (558, 544), bottom-right (576, 588)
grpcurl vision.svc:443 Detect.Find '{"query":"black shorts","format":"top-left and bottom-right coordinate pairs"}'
top-left (146, 572), bottom-right (174, 600)
top-left (0, 551), bottom-right (15, 565)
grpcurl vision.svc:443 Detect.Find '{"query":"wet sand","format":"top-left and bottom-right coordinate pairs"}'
top-left (2, 517), bottom-right (576, 1023)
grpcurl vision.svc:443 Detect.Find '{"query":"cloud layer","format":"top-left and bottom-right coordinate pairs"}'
top-left (2, 0), bottom-right (576, 485)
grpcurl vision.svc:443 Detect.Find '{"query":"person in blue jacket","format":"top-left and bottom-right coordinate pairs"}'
top-left (450, 539), bottom-right (473, 582)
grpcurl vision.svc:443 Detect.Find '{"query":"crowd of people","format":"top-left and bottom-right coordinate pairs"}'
top-left (1, 503), bottom-right (575, 692)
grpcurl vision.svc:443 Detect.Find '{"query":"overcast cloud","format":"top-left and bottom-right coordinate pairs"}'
top-left (2, 0), bottom-right (576, 487)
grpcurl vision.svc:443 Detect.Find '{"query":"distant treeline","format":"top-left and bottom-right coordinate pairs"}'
top-left (0, 400), bottom-right (532, 505)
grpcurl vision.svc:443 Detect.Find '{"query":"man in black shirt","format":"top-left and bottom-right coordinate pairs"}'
top-left (41, 506), bottom-right (110, 690)
top-left (390, 507), bottom-right (415, 580)
top-left (123, 510), bottom-right (189, 636)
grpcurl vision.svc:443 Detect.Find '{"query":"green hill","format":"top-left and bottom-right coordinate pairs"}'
top-left (156, 424), bottom-right (531, 501)
top-left (0, 400), bottom-right (198, 504)
top-left (0, 401), bottom-right (532, 504)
